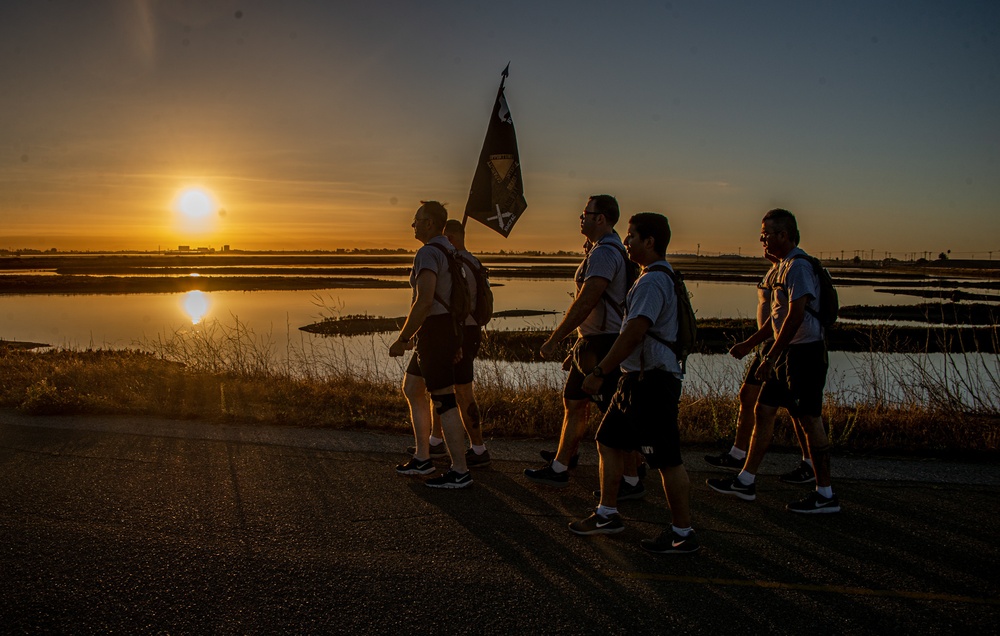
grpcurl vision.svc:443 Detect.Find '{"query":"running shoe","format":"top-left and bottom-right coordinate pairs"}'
top-left (778, 461), bottom-right (816, 485)
top-left (568, 511), bottom-right (624, 536)
top-left (786, 491), bottom-right (841, 514)
top-left (524, 464), bottom-right (569, 487)
top-left (640, 529), bottom-right (701, 554)
top-left (465, 448), bottom-right (492, 468)
top-left (593, 479), bottom-right (646, 501)
top-left (706, 475), bottom-right (756, 501)
top-left (703, 451), bottom-right (744, 472)
top-left (405, 441), bottom-right (448, 459)
top-left (395, 457), bottom-right (435, 476)
top-left (425, 470), bottom-right (473, 489)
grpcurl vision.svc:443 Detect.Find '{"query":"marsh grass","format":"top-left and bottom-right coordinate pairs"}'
top-left (1, 315), bottom-right (997, 456)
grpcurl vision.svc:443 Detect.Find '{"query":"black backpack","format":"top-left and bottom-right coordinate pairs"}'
top-left (427, 242), bottom-right (472, 336)
top-left (455, 253), bottom-right (494, 327)
top-left (793, 252), bottom-right (839, 328)
top-left (643, 265), bottom-right (698, 372)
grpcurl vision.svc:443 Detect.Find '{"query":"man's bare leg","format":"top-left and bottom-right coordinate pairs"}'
top-left (431, 387), bottom-right (469, 474)
top-left (402, 373), bottom-right (431, 460)
top-left (555, 397), bottom-right (591, 466)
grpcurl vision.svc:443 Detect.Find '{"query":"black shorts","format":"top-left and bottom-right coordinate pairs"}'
top-left (595, 370), bottom-right (683, 469)
top-left (454, 325), bottom-right (482, 385)
top-left (563, 333), bottom-right (621, 413)
top-left (405, 314), bottom-right (460, 392)
top-left (742, 351), bottom-right (766, 387)
top-left (757, 340), bottom-right (828, 418)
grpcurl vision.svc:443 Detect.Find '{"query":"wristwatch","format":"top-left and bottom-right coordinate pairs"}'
top-left (590, 365), bottom-right (604, 378)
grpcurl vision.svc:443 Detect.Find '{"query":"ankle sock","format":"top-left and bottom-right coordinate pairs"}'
top-left (736, 470), bottom-right (755, 486)
top-left (596, 505), bottom-right (618, 517)
top-left (428, 435), bottom-right (444, 446)
top-left (816, 485), bottom-right (834, 498)
top-left (729, 446), bottom-right (747, 460)
top-left (550, 460), bottom-right (568, 473)
top-left (672, 525), bottom-right (693, 537)
top-left (623, 475), bottom-right (639, 487)
top-left (471, 444), bottom-right (487, 455)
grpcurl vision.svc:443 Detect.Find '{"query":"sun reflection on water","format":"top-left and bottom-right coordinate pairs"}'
top-left (182, 290), bottom-right (210, 324)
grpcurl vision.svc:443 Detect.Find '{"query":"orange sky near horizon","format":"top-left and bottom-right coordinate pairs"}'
top-left (2, 1), bottom-right (998, 259)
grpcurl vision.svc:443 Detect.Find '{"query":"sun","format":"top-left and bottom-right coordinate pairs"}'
top-left (175, 187), bottom-right (217, 219)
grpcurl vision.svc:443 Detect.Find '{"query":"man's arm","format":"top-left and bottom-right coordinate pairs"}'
top-left (539, 277), bottom-right (610, 359)
top-left (754, 296), bottom-right (808, 380)
top-left (580, 316), bottom-right (651, 394)
top-left (730, 322), bottom-right (774, 359)
top-left (389, 270), bottom-right (436, 357)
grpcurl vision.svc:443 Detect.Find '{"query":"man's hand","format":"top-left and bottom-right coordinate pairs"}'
top-left (730, 341), bottom-right (754, 360)
top-left (389, 337), bottom-right (410, 358)
top-left (754, 356), bottom-right (774, 382)
top-left (539, 337), bottom-right (558, 360)
top-left (581, 371), bottom-right (602, 395)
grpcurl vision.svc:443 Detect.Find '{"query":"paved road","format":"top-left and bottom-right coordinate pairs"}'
top-left (1, 410), bottom-right (997, 634)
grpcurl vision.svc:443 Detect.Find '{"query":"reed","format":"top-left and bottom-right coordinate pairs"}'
top-left (1, 315), bottom-right (997, 455)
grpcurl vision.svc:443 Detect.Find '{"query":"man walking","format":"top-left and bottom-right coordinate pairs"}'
top-left (390, 201), bottom-right (471, 489)
top-left (524, 195), bottom-right (642, 497)
top-left (411, 219), bottom-right (491, 468)
top-left (568, 212), bottom-right (699, 554)
top-left (704, 251), bottom-right (815, 486)
top-left (707, 209), bottom-right (840, 513)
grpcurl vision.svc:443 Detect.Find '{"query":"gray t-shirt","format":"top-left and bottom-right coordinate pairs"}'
top-left (620, 259), bottom-right (681, 375)
top-left (757, 263), bottom-right (779, 329)
top-left (409, 235), bottom-right (454, 317)
top-left (769, 246), bottom-right (823, 344)
top-left (574, 233), bottom-right (630, 337)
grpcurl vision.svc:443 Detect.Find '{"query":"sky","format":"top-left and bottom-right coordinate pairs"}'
top-left (1, 0), bottom-right (998, 257)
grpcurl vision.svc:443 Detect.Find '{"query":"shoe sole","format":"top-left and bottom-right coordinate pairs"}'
top-left (424, 481), bottom-right (472, 490)
top-left (787, 504), bottom-right (840, 514)
top-left (593, 490), bottom-right (646, 501)
top-left (568, 525), bottom-right (624, 536)
top-left (426, 480), bottom-right (473, 489)
top-left (706, 481), bottom-right (756, 501)
top-left (779, 477), bottom-right (817, 485)
top-left (525, 475), bottom-right (569, 488)
top-left (466, 459), bottom-right (492, 468)
top-left (397, 467), bottom-right (436, 476)
top-left (640, 542), bottom-right (701, 554)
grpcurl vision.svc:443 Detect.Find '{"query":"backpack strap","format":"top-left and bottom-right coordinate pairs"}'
top-left (585, 239), bottom-right (629, 330)
top-left (426, 241), bottom-right (456, 311)
top-left (642, 265), bottom-right (679, 349)
top-left (787, 252), bottom-right (823, 322)
top-left (642, 264), bottom-right (687, 374)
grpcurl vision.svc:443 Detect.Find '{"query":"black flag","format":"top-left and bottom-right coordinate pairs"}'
top-left (463, 64), bottom-right (527, 237)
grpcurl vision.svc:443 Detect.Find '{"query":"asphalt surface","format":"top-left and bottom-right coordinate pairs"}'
top-left (1, 410), bottom-right (998, 635)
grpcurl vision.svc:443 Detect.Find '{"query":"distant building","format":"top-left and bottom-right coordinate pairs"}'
top-left (178, 245), bottom-right (190, 252)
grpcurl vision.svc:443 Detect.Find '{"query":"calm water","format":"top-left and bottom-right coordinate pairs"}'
top-left (1, 278), bottom-right (920, 348)
top-left (3, 277), bottom-right (997, 409)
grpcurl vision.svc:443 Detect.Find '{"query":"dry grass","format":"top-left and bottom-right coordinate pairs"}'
top-left (2, 318), bottom-right (998, 456)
